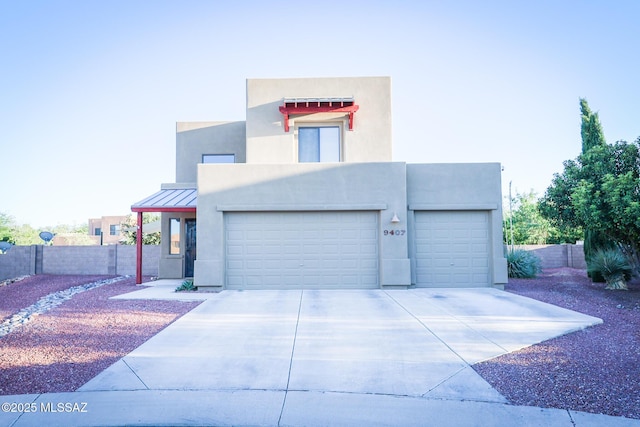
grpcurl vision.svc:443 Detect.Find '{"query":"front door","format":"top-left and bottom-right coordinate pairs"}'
top-left (185, 219), bottom-right (196, 277)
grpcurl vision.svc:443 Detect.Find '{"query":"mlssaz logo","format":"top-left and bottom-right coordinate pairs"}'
top-left (40, 402), bottom-right (88, 413)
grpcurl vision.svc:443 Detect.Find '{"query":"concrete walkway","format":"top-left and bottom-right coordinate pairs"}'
top-left (2, 282), bottom-right (639, 426)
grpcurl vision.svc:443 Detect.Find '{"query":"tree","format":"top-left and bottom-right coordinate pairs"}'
top-left (578, 99), bottom-right (611, 280)
top-left (540, 99), bottom-right (640, 278)
top-left (538, 159), bottom-right (583, 239)
top-left (505, 191), bottom-right (547, 244)
top-left (0, 212), bottom-right (14, 243)
top-left (505, 191), bottom-right (581, 245)
top-left (120, 213), bottom-right (161, 245)
top-left (0, 213), bottom-right (96, 246)
top-left (0, 214), bottom-right (41, 245)
top-left (573, 140), bottom-right (640, 273)
top-left (580, 98), bottom-right (606, 152)
top-left (12, 224), bottom-right (43, 245)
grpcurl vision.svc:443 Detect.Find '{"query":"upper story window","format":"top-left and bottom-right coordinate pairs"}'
top-left (109, 224), bottom-right (120, 236)
top-left (202, 154), bottom-right (235, 164)
top-left (298, 126), bottom-right (340, 163)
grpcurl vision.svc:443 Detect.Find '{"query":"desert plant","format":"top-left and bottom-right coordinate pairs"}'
top-left (175, 279), bottom-right (196, 292)
top-left (506, 249), bottom-right (541, 278)
top-left (587, 248), bottom-right (632, 290)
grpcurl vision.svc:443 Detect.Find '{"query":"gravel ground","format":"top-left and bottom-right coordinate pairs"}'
top-left (474, 268), bottom-right (640, 420)
top-left (1, 271), bottom-right (638, 420)
top-left (0, 275), bottom-right (114, 322)
top-left (0, 275), bottom-right (199, 395)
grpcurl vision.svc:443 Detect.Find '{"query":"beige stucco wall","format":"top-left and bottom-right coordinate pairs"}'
top-left (175, 121), bottom-right (246, 183)
top-left (193, 161), bottom-right (507, 289)
top-left (153, 77), bottom-right (507, 289)
top-left (194, 162), bottom-right (411, 289)
top-left (406, 163), bottom-right (508, 287)
top-left (245, 77), bottom-right (392, 164)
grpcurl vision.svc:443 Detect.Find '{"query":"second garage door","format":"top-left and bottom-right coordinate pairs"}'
top-left (414, 211), bottom-right (490, 287)
top-left (225, 211), bottom-right (379, 289)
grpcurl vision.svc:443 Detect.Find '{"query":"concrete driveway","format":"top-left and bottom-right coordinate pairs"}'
top-left (6, 285), bottom-right (637, 426)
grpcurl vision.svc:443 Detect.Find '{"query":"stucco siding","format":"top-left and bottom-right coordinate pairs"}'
top-left (194, 162), bottom-right (410, 288)
top-left (176, 121), bottom-right (246, 183)
top-left (245, 77), bottom-right (392, 164)
top-left (406, 163), bottom-right (508, 287)
top-left (139, 77), bottom-right (508, 290)
top-left (406, 163), bottom-right (503, 208)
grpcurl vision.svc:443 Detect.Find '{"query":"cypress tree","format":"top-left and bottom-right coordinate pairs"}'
top-left (579, 98), bottom-right (610, 282)
top-left (580, 98), bottom-right (606, 152)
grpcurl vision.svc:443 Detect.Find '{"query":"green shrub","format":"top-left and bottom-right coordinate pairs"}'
top-left (506, 249), bottom-right (541, 278)
top-left (587, 248), bottom-right (632, 290)
top-left (175, 279), bottom-right (196, 292)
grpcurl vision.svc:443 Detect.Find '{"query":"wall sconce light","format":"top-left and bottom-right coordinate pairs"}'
top-left (390, 213), bottom-right (400, 224)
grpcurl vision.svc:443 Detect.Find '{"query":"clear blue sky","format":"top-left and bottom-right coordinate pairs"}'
top-left (2, 0), bottom-right (639, 228)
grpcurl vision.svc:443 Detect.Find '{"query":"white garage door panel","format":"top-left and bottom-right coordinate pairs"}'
top-left (225, 211), bottom-right (378, 289)
top-left (415, 211), bottom-right (490, 287)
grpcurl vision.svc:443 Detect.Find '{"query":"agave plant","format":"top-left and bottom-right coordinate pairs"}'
top-left (175, 279), bottom-right (196, 292)
top-left (506, 249), bottom-right (541, 278)
top-left (587, 248), bottom-right (632, 290)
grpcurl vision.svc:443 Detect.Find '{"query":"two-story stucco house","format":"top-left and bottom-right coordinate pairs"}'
top-left (132, 77), bottom-right (508, 290)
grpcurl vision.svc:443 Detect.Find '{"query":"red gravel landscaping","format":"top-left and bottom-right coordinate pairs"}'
top-left (0, 275), bottom-right (200, 395)
top-left (474, 268), bottom-right (640, 420)
top-left (0, 275), bottom-right (114, 322)
top-left (1, 271), bottom-right (638, 420)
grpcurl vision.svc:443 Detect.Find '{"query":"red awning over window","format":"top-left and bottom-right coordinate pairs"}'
top-left (278, 97), bottom-right (359, 132)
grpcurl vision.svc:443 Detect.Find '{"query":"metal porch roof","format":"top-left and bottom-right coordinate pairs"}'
top-left (131, 188), bottom-right (197, 212)
top-left (282, 96), bottom-right (355, 106)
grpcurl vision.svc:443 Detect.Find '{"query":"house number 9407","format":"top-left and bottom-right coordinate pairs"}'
top-left (383, 230), bottom-right (406, 236)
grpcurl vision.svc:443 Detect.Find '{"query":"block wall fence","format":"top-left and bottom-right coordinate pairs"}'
top-left (0, 244), bottom-right (585, 282)
top-left (0, 245), bottom-right (160, 281)
top-left (508, 244), bottom-right (586, 269)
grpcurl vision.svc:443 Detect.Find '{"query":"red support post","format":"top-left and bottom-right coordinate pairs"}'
top-left (136, 211), bottom-right (143, 284)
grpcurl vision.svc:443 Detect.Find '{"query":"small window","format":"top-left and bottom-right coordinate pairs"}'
top-left (109, 224), bottom-right (120, 236)
top-left (298, 126), bottom-right (340, 162)
top-left (170, 218), bottom-right (181, 255)
top-left (94, 228), bottom-right (101, 236)
top-left (202, 154), bottom-right (235, 164)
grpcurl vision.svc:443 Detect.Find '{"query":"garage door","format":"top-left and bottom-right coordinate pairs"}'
top-left (225, 211), bottom-right (378, 289)
top-left (414, 211), bottom-right (490, 287)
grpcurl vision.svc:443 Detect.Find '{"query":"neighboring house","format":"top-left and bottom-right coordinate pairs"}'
top-left (52, 233), bottom-right (96, 246)
top-left (132, 77), bottom-right (508, 290)
top-left (88, 215), bottom-right (128, 245)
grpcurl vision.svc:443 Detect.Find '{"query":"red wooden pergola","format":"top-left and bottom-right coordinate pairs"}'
top-left (278, 97), bottom-right (359, 132)
top-left (131, 188), bottom-right (197, 284)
